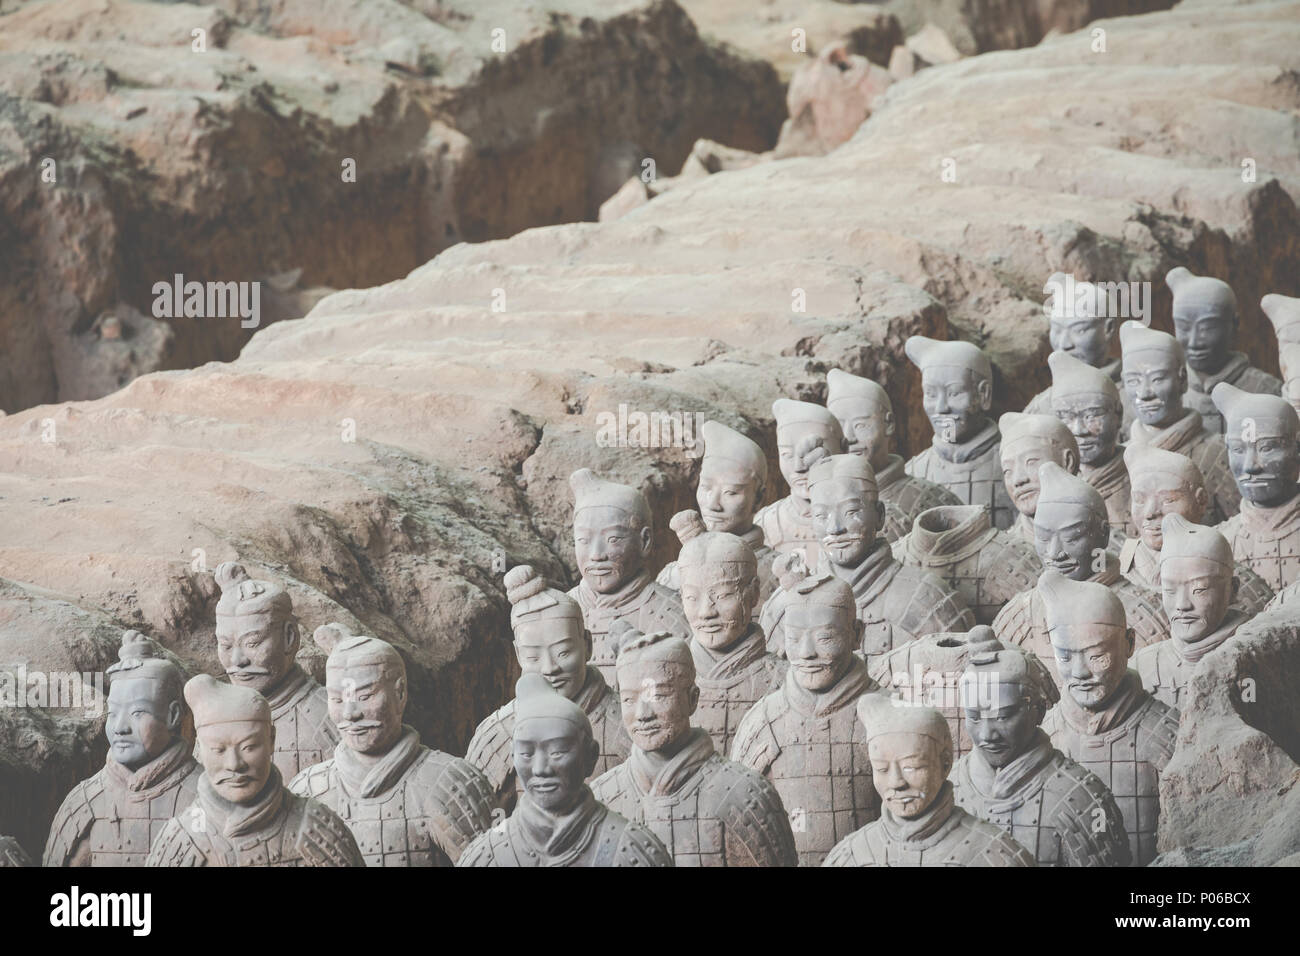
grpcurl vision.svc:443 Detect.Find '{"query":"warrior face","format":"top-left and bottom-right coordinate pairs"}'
top-left (810, 476), bottom-right (882, 568)
top-left (216, 613), bottom-right (298, 696)
top-left (1002, 436), bottom-right (1074, 520)
top-left (1033, 501), bottom-right (1107, 580)
top-left (1224, 412), bottom-right (1300, 508)
top-left (106, 676), bottom-right (183, 771)
top-left (197, 719), bottom-right (276, 804)
top-left (1173, 308), bottom-right (1233, 375)
top-left (1129, 471), bottom-right (1206, 551)
top-left (1052, 392), bottom-right (1121, 467)
top-left (1161, 556), bottom-right (1235, 644)
top-left (512, 716), bottom-right (596, 814)
top-left (573, 505), bottom-right (651, 595)
top-left (1122, 350), bottom-right (1186, 428)
top-left (829, 401), bottom-right (892, 472)
top-left (964, 696), bottom-right (1042, 771)
top-left (1049, 624), bottom-right (1133, 711)
top-left (777, 426), bottom-right (837, 504)
top-left (921, 366), bottom-right (990, 446)
top-left (327, 661), bottom-right (406, 757)
top-left (868, 733), bottom-right (950, 820)
top-left (617, 659), bottom-right (698, 754)
top-left (679, 563), bottom-right (757, 653)
top-left (696, 458), bottom-right (760, 534)
top-left (1049, 315), bottom-right (1115, 369)
top-left (784, 602), bottom-right (857, 692)
top-left (513, 618), bottom-right (590, 701)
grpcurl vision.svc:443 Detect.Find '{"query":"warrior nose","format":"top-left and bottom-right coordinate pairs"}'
top-left (1069, 653), bottom-right (1091, 679)
top-left (1242, 447), bottom-right (1262, 473)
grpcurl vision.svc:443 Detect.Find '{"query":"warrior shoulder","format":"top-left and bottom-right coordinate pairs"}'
top-left (288, 759), bottom-right (336, 800)
top-left (145, 817), bottom-right (205, 868)
top-left (295, 794), bottom-right (365, 867)
top-left (614, 815), bottom-right (675, 867)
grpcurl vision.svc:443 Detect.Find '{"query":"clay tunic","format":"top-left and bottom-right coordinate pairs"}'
top-left (264, 664), bottom-right (341, 781)
top-left (1042, 672), bottom-right (1178, 867)
top-left (754, 496), bottom-right (821, 564)
top-left (1118, 537), bottom-right (1274, 615)
top-left (892, 505), bottom-right (1041, 624)
top-left (657, 525), bottom-right (778, 621)
top-left (904, 420), bottom-right (1016, 530)
top-left (875, 454), bottom-right (962, 543)
top-left (569, 572), bottom-right (690, 686)
top-left (869, 632), bottom-right (978, 760)
top-left (43, 739), bottom-right (201, 868)
top-left (823, 783), bottom-right (1036, 867)
top-left (289, 727), bottom-right (494, 866)
top-left (690, 626), bottom-right (788, 756)
top-left (1216, 493), bottom-right (1300, 592)
top-left (951, 733), bottom-right (1132, 867)
top-left (147, 768), bottom-right (364, 867)
top-left (456, 789), bottom-right (674, 867)
top-left (1134, 610), bottom-right (1249, 711)
top-left (761, 541), bottom-right (975, 667)
top-left (590, 730), bottom-right (798, 867)
top-left (1185, 353), bottom-right (1282, 434)
top-left (730, 657), bottom-right (881, 866)
top-left (1025, 358), bottom-right (1135, 432)
top-left (0, 837), bottom-right (30, 867)
top-left (992, 553), bottom-right (1169, 689)
top-left (464, 667), bottom-right (629, 813)
top-left (1128, 410), bottom-right (1240, 524)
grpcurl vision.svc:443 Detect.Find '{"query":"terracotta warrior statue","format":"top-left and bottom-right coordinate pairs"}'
top-left (950, 627), bottom-right (1131, 867)
top-left (467, 566), bottom-right (630, 811)
top-left (1038, 571), bottom-right (1179, 867)
top-left (1025, 274), bottom-right (1132, 430)
top-left (590, 628), bottom-right (797, 866)
top-left (1048, 349), bottom-right (1136, 538)
top-left (754, 398), bottom-right (845, 563)
top-left (457, 674), bottom-right (673, 867)
top-left (731, 557), bottom-right (882, 865)
top-left (44, 631), bottom-right (201, 867)
top-left (1134, 515), bottom-right (1249, 711)
top-left (762, 455), bottom-right (974, 667)
top-left (823, 698), bottom-right (1036, 867)
top-left (998, 412), bottom-right (1081, 546)
top-left (657, 420), bottom-right (777, 611)
top-left (1213, 383), bottom-right (1300, 592)
top-left (212, 562), bottom-right (338, 779)
top-left (904, 336), bottom-right (1015, 529)
top-left (993, 462), bottom-right (1168, 685)
top-left (289, 626), bottom-right (495, 865)
top-left (869, 629), bottom-right (978, 761)
top-left (1263, 293), bottom-right (1300, 418)
top-left (891, 504), bottom-right (1040, 625)
top-left (825, 368), bottom-right (959, 540)
top-left (670, 515), bottom-right (786, 755)
top-left (0, 838), bottom-right (29, 867)
top-left (567, 468), bottom-right (689, 685)
top-left (1120, 320), bottom-right (1240, 523)
top-left (1168, 267), bottom-right (1280, 434)
top-left (1120, 444), bottom-right (1273, 614)
top-left (148, 675), bottom-right (364, 866)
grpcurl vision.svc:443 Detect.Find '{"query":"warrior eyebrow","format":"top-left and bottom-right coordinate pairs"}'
top-left (332, 676), bottom-right (380, 692)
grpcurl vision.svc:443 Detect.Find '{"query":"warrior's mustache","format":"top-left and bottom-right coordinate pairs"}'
top-left (228, 666), bottom-right (271, 676)
top-left (339, 720), bottom-right (384, 731)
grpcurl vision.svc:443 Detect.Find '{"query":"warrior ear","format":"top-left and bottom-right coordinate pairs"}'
top-left (976, 376), bottom-right (993, 411)
top-left (1192, 486), bottom-right (1210, 517)
top-left (1062, 447), bottom-right (1079, 474)
top-left (883, 408), bottom-right (896, 438)
top-left (638, 525), bottom-right (653, 556)
top-left (1102, 316), bottom-right (1118, 341)
top-left (167, 699), bottom-right (184, 736)
top-left (1123, 627), bottom-right (1136, 661)
top-left (283, 619), bottom-right (302, 656)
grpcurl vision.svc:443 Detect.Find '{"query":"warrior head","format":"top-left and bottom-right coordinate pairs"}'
top-left (1213, 383), bottom-right (1300, 508)
top-left (1040, 571), bottom-right (1133, 711)
top-left (1120, 321), bottom-right (1187, 429)
top-left (613, 626), bottom-right (698, 755)
top-left (503, 565), bottom-right (590, 700)
top-left (1168, 267), bottom-right (1238, 375)
top-left (213, 562), bottom-right (300, 697)
top-left (511, 673), bottom-right (598, 814)
top-left (1123, 445), bottom-right (1207, 552)
top-left (316, 625), bottom-right (407, 757)
top-left (826, 369), bottom-right (894, 472)
top-left (1048, 350), bottom-right (1124, 467)
top-left (696, 420), bottom-right (767, 534)
top-left (958, 625), bottom-right (1059, 770)
top-left (105, 630), bottom-right (187, 771)
top-left (1033, 462), bottom-right (1109, 580)
top-left (905, 336), bottom-right (993, 446)
top-left (1263, 294), bottom-right (1300, 418)
top-left (673, 513), bottom-right (759, 653)
top-left (999, 413), bottom-right (1080, 522)
top-left (187, 674), bottom-right (276, 804)
top-left (860, 696), bottom-right (953, 820)
top-left (772, 399), bottom-right (843, 506)
top-left (1158, 515), bottom-right (1237, 645)
top-left (808, 454), bottom-right (883, 568)
top-left (1044, 273), bottom-right (1117, 369)
top-left (570, 469), bottom-right (653, 596)
top-left (773, 553), bottom-right (860, 691)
